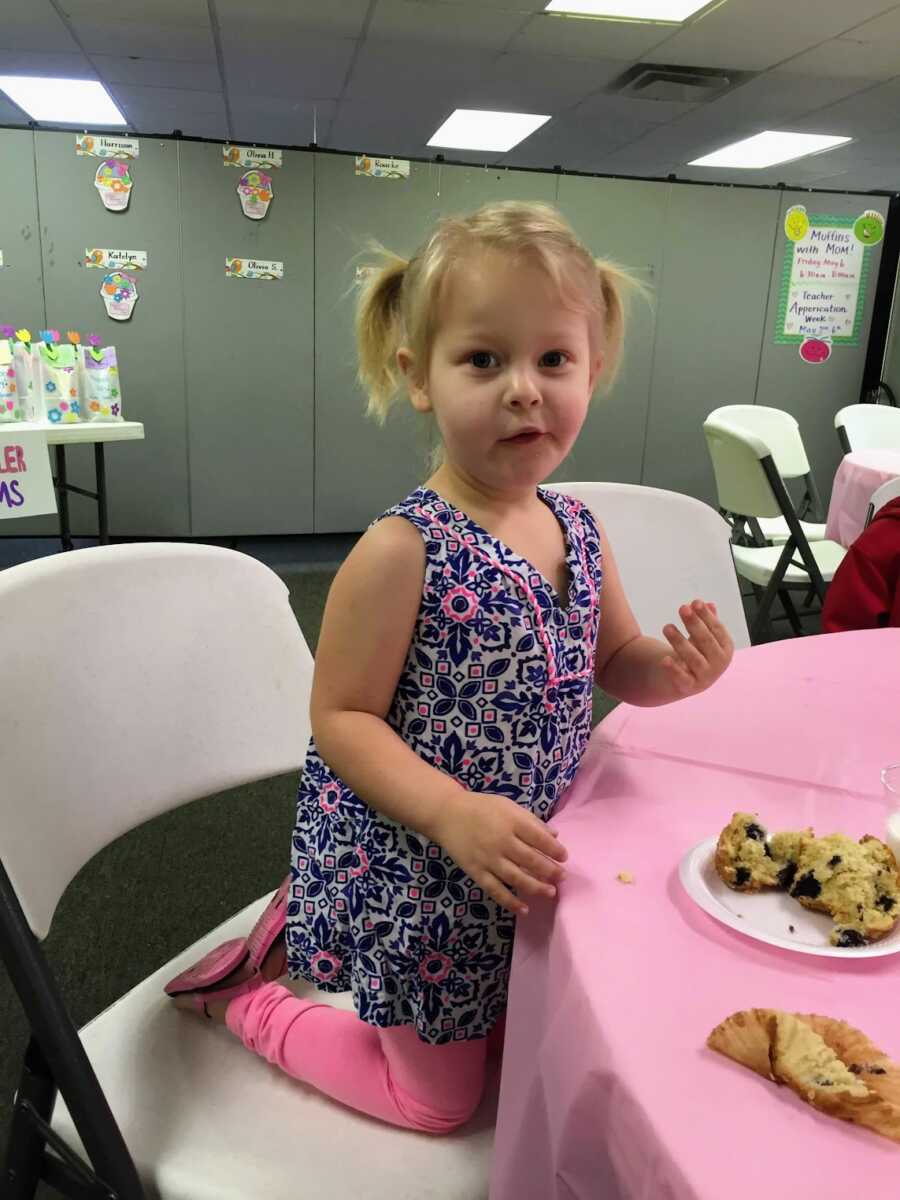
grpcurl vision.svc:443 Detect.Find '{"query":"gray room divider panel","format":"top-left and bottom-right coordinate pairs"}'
top-left (755, 190), bottom-right (889, 508)
top-left (643, 184), bottom-right (780, 505)
top-left (179, 142), bottom-right (315, 536)
top-left (0, 131), bottom-right (51, 536)
top-left (314, 155), bottom-right (440, 533)
top-left (33, 131), bottom-right (189, 537)
top-left (313, 155), bottom-right (558, 531)
top-left (553, 174), bottom-right (667, 490)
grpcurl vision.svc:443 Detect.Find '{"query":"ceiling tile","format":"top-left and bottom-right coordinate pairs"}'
top-left (228, 95), bottom-right (337, 145)
top-left (74, 22), bottom-right (216, 60)
top-left (793, 78), bottom-right (900, 137)
top-left (655, 0), bottom-right (896, 72)
top-left (105, 83), bottom-right (227, 135)
top-left (220, 35), bottom-right (356, 100)
top-left (344, 41), bottom-right (499, 103)
top-left (214, 0), bottom-right (372, 37)
top-left (0, 94), bottom-right (28, 123)
top-left (468, 52), bottom-right (623, 111)
top-left (785, 38), bottom-right (900, 83)
top-left (92, 55), bottom-right (221, 91)
top-left (327, 99), bottom-right (456, 158)
top-left (508, 12), bottom-right (675, 61)
top-left (61, 0), bottom-right (210, 26)
top-left (0, 1), bottom-right (82, 52)
top-left (0, 50), bottom-right (96, 79)
top-left (574, 90), bottom-right (697, 125)
top-left (367, 0), bottom-right (529, 49)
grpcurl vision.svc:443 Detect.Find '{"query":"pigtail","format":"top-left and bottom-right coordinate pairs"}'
top-left (593, 258), bottom-right (650, 389)
top-left (354, 244), bottom-right (409, 423)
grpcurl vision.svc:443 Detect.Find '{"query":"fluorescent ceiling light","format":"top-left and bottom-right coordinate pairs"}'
top-left (545, 1), bottom-right (709, 20)
top-left (428, 109), bottom-right (550, 152)
top-left (0, 76), bottom-right (126, 125)
top-left (689, 130), bottom-right (851, 169)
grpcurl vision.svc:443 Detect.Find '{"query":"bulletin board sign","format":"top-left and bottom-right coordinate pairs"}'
top-left (775, 212), bottom-right (880, 347)
top-left (0, 431), bottom-right (57, 520)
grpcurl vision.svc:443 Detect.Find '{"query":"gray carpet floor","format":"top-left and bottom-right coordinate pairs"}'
top-left (0, 548), bottom-right (818, 1185)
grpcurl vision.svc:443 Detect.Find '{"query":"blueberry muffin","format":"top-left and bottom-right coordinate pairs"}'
top-left (788, 833), bottom-right (900, 946)
top-left (708, 1008), bottom-right (900, 1144)
top-left (767, 828), bottom-right (813, 890)
top-left (714, 812), bottom-right (782, 891)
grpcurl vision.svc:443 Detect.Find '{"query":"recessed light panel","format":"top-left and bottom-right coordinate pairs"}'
top-left (0, 76), bottom-right (126, 125)
top-left (428, 110), bottom-right (550, 152)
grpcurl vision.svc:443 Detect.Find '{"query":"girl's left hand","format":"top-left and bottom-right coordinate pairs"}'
top-left (660, 599), bottom-right (734, 698)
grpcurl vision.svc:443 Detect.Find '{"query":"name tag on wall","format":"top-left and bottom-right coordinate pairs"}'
top-left (0, 431), bottom-right (58, 520)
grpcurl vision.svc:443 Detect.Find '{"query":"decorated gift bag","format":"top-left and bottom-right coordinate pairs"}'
top-left (12, 335), bottom-right (39, 421)
top-left (79, 344), bottom-right (123, 422)
top-left (35, 341), bottom-right (81, 424)
top-left (0, 338), bottom-right (24, 422)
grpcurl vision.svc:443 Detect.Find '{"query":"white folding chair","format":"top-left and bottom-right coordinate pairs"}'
top-left (552, 480), bottom-right (751, 649)
top-left (835, 403), bottom-right (900, 453)
top-left (0, 543), bottom-right (495, 1200)
top-left (705, 405), bottom-right (827, 545)
top-left (702, 416), bottom-right (846, 642)
top-left (864, 475), bottom-right (900, 528)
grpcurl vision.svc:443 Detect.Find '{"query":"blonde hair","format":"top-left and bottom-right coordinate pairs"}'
top-left (355, 200), bottom-right (643, 423)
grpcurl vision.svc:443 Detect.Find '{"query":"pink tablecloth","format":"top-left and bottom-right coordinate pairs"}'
top-left (825, 449), bottom-right (900, 547)
top-left (491, 629), bottom-right (900, 1200)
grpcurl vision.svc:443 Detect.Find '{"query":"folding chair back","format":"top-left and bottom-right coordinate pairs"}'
top-left (0, 543), bottom-right (313, 944)
top-left (865, 475), bottom-right (900, 527)
top-left (1, 545), bottom-right (497, 1200)
top-left (702, 415), bottom-right (845, 640)
top-left (709, 404), bottom-right (812, 478)
top-left (835, 403), bottom-right (900, 453)
top-left (702, 416), bottom-right (784, 521)
top-left (551, 481), bottom-right (750, 648)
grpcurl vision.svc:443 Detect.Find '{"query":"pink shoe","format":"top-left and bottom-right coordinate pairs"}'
top-left (175, 971), bottom-right (268, 1019)
top-left (164, 874), bottom-right (291, 998)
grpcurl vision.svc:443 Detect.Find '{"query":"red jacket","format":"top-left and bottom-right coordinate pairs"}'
top-left (822, 496), bottom-right (900, 633)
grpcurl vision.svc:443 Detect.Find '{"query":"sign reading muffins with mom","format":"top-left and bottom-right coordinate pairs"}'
top-left (776, 208), bottom-right (884, 353)
top-left (0, 430), bottom-right (57, 520)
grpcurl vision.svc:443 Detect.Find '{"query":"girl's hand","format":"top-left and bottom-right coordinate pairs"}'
top-left (661, 599), bottom-right (734, 697)
top-left (431, 791), bottom-right (568, 916)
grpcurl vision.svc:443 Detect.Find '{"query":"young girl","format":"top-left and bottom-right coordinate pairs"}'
top-left (165, 200), bottom-right (734, 1132)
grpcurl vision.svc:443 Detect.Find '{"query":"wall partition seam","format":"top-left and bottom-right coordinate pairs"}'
top-left (751, 195), bottom-right (784, 407)
top-left (31, 130), bottom-right (48, 332)
top-left (177, 140), bottom-right (194, 535)
top-left (312, 151), bottom-right (318, 533)
top-left (637, 181), bottom-right (671, 486)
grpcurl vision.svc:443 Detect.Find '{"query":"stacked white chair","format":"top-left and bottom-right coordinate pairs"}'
top-left (705, 405), bottom-right (827, 546)
top-left (835, 403), bottom-right (900, 454)
top-left (703, 412), bottom-right (845, 641)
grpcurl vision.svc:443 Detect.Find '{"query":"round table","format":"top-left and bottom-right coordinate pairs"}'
top-left (491, 629), bottom-right (900, 1200)
top-left (825, 449), bottom-right (900, 548)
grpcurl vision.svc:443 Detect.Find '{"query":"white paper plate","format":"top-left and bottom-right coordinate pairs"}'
top-left (679, 837), bottom-right (900, 959)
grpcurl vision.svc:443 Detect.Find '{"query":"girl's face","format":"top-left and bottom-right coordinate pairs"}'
top-left (399, 249), bottom-right (603, 496)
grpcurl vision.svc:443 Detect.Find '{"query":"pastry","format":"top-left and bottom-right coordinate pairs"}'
top-left (714, 812), bottom-right (782, 891)
top-left (788, 833), bottom-right (900, 946)
top-left (708, 1008), bottom-right (900, 1144)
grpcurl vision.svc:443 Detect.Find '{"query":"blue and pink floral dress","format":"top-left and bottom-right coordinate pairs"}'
top-left (286, 485), bottom-right (603, 1044)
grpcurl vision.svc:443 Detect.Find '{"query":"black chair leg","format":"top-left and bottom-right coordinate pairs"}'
top-left (778, 590), bottom-right (804, 636)
top-left (4, 1038), bottom-right (56, 1199)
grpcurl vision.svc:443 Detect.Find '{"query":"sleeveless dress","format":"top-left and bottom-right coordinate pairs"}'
top-left (286, 485), bottom-right (603, 1044)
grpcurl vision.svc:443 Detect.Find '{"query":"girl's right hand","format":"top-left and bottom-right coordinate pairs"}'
top-left (431, 791), bottom-right (568, 916)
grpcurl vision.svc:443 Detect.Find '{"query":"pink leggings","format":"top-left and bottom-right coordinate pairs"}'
top-left (226, 983), bottom-right (497, 1134)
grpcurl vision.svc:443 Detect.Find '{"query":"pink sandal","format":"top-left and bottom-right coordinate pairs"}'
top-left (164, 874), bottom-right (291, 999)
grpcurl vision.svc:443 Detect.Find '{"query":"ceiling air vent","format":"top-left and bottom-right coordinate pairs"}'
top-left (608, 63), bottom-right (754, 104)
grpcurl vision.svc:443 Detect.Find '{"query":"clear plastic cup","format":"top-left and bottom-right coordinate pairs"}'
top-left (882, 764), bottom-right (900, 861)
